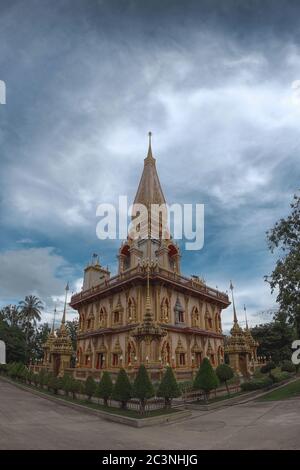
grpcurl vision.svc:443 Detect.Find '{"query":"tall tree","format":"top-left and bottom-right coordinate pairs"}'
top-left (251, 317), bottom-right (294, 363)
top-left (265, 192), bottom-right (300, 335)
top-left (65, 319), bottom-right (78, 351)
top-left (0, 319), bottom-right (26, 363)
top-left (19, 295), bottom-right (44, 362)
top-left (31, 323), bottom-right (50, 361)
top-left (65, 320), bottom-right (78, 367)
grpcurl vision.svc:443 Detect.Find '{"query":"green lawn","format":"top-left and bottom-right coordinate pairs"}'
top-left (258, 379), bottom-right (300, 401)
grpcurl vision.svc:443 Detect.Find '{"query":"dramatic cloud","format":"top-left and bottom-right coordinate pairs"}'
top-left (0, 0), bottom-right (299, 324)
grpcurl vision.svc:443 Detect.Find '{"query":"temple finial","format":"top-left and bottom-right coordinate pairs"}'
top-left (230, 280), bottom-right (238, 324)
top-left (244, 304), bottom-right (248, 329)
top-left (61, 282), bottom-right (69, 325)
top-left (146, 131), bottom-right (154, 161)
top-left (51, 306), bottom-right (56, 333)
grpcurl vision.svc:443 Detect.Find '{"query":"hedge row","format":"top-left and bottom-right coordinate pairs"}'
top-left (241, 362), bottom-right (294, 392)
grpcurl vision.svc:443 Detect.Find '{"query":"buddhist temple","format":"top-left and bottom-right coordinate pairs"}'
top-left (68, 134), bottom-right (231, 380)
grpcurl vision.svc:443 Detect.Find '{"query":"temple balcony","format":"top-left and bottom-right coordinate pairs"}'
top-left (70, 264), bottom-right (230, 308)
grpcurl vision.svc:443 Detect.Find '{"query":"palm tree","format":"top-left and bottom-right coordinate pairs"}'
top-left (19, 296), bottom-right (44, 359)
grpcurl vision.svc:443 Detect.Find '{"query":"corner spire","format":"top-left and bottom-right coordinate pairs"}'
top-left (51, 306), bottom-right (57, 334)
top-left (61, 282), bottom-right (69, 325)
top-left (230, 281), bottom-right (238, 324)
top-left (244, 304), bottom-right (248, 329)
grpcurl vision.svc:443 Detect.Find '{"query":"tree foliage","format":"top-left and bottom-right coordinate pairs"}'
top-left (85, 376), bottom-right (97, 400)
top-left (0, 319), bottom-right (26, 363)
top-left (112, 368), bottom-right (132, 409)
top-left (133, 364), bottom-right (154, 413)
top-left (193, 357), bottom-right (219, 401)
top-left (216, 363), bottom-right (234, 396)
top-left (266, 192), bottom-right (300, 335)
top-left (96, 371), bottom-right (113, 406)
top-left (0, 296), bottom-right (48, 363)
top-left (157, 366), bottom-right (180, 408)
top-left (251, 318), bottom-right (294, 363)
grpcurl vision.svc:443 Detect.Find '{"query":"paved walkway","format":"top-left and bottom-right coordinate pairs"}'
top-left (1, 379), bottom-right (300, 449)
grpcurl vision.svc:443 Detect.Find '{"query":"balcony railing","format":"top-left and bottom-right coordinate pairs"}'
top-left (71, 264), bottom-right (229, 305)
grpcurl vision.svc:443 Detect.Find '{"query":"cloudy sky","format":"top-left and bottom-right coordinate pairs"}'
top-left (0, 0), bottom-right (299, 329)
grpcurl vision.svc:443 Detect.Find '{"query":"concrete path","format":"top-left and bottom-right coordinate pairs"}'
top-left (0, 379), bottom-right (300, 450)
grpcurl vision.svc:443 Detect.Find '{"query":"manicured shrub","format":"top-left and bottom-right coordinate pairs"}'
top-left (157, 366), bottom-right (181, 409)
top-left (28, 369), bottom-right (35, 385)
top-left (48, 374), bottom-right (60, 394)
top-left (270, 368), bottom-right (291, 383)
top-left (32, 372), bottom-right (39, 386)
top-left (69, 377), bottom-right (81, 399)
top-left (193, 357), bottom-right (219, 402)
top-left (112, 368), bottom-right (132, 409)
top-left (240, 376), bottom-right (273, 391)
top-left (77, 380), bottom-right (85, 396)
top-left (133, 365), bottom-right (154, 414)
top-left (177, 380), bottom-right (194, 393)
top-left (96, 371), bottom-right (113, 407)
top-left (85, 376), bottom-right (97, 401)
top-left (280, 360), bottom-right (296, 373)
top-left (260, 361), bottom-right (276, 374)
top-left (216, 364), bottom-right (234, 396)
top-left (37, 369), bottom-right (48, 388)
top-left (61, 374), bottom-right (72, 396)
top-left (7, 362), bottom-right (25, 380)
top-left (253, 367), bottom-right (264, 379)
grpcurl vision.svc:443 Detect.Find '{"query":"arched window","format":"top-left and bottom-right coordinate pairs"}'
top-left (113, 297), bottom-right (123, 325)
top-left (174, 296), bottom-right (185, 324)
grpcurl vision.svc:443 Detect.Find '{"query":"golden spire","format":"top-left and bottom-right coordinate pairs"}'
top-left (133, 132), bottom-right (166, 207)
top-left (230, 281), bottom-right (238, 324)
top-left (244, 304), bottom-right (249, 329)
top-left (51, 306), bottom-right (57, 334)
top-left (61, 282), bottom-right (69, 325)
